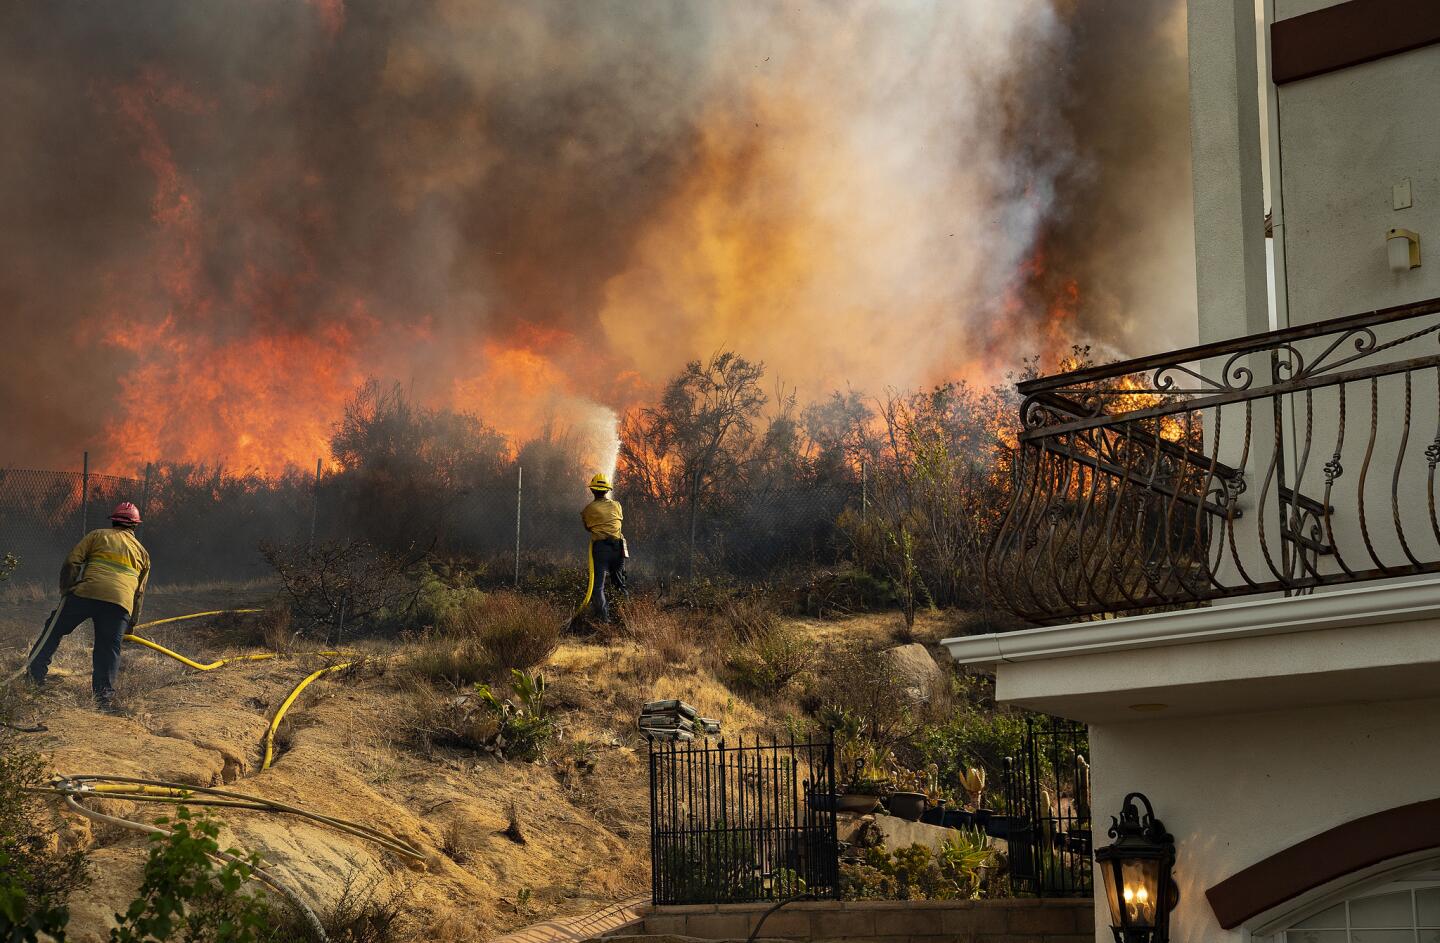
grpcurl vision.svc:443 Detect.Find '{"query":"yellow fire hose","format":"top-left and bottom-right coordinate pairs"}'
top-left (37, 775), bottom-right (426, 862)
top-left (122, 612), bottom-right (356, 771)
top-left (134, 609), bottom-right (265, 629)
top-left (50, 785), bottom-right (330, 941)
top-left (123, 609), bottom-right (283, 670)
top-left (16, 610), bottom-right (431, 938)
top-left (573, 540), bottom-right (596, 619)
top-left (261, 662), bottom-right (354, 770)
top-left (123, 635), bottom-right (285, 671)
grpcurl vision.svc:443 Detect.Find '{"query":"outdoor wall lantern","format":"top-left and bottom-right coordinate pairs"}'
top-left (1096, 792), bottom-right (1178, 943)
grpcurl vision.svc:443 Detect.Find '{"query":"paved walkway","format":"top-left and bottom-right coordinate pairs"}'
top-left (486, 896), bottom-right (650, 943)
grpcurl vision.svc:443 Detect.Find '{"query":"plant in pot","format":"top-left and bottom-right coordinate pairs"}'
top-left (945, 766), bottom-right (989, 830)
top-left (837, 744), bottom-right (894, 815)
top-left (920, 764), bottom-right (949, 825)
top-left (887, 766), bottom-right (928, 822)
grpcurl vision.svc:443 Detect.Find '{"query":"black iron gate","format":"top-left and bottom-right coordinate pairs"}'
top-left (649, 735), bottom-right (840, 905)
top-left (1003, 715), bottom-right (1092, 897)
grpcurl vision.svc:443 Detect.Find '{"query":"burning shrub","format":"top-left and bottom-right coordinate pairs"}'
top-left (330, 380), bottom-right (510, 555)
top-left (261, 538), bottom-right (425, 641)
top-left (841, 382), bottom-right (1017, 613)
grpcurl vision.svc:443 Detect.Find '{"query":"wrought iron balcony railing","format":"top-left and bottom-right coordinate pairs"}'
top-left (986, 296), bottom-right (1440, 623)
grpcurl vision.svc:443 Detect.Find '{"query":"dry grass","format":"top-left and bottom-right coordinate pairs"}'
top-left (439, 818), bottom-right (481, 865)
top-left (618, 596), bottom-right (694, 666)
top-left (144, 577), bottom-right (277, 598)
top-left (725, 618), bottom-right (810, 695)
top-left (410, 591), bottom-right (560, 687)
top-left (258, 607), bottom-right (297, 652)
top-left (0, 581), bottom-right (48, 605)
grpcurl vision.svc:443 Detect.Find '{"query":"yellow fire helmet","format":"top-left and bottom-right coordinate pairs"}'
top-left (589, 473), bottom-right (612, 492)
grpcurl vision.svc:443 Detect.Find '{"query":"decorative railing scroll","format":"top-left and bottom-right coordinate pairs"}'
top-left (987, 296), bottom-right (1440, 623)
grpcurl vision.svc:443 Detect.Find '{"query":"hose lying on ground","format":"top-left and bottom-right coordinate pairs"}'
top-left (38, 775), bottom-right (427, 863)
top-left (134, 609), bottom-right (266, 630)
top-left (260, 662), bottom-right (355, 771)
top-left (42, 777), bottom-right (330, 942)
top-left (125, 609), bottom-right (296, 671)
top-left (123, 613), bottom-right (359, 771)
top-left (22, 611), bottom-right (428, 940)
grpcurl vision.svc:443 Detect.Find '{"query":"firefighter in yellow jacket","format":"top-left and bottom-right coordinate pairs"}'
top-left (24, 501), bottom-right (150, 709)
top-left (581, 473), bottom-right (627, 622)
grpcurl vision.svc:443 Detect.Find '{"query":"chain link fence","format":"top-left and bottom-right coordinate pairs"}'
top-left (1, 456), bottom-right (862, 590)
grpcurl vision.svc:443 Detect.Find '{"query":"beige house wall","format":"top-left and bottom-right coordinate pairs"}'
top-left (1090, 696), bottom-right (1440, 943)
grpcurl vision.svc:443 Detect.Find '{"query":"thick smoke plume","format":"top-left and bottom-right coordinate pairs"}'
top-left (0, 0), bottom-right (1191, 475)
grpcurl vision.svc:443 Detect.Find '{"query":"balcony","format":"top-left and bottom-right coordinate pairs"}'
top-left (986, 296), bottom-right (1440, 624)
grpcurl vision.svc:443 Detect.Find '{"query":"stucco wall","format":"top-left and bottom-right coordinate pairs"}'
top-left (1089, 695), bottom-right (1440, 943)
top-left (1277, 44), bottom-right (1440, 323)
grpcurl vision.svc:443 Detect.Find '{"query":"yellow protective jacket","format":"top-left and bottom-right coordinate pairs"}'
top-left (581, 498), bottom-right (624, 541)
top-left (60, 527), bottom-right (150, 621)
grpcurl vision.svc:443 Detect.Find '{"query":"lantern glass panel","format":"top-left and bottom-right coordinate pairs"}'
top-left (1120, 859), bottom-right (1162, 929)
top-left (1101, 860), bottom-right (1125, 928)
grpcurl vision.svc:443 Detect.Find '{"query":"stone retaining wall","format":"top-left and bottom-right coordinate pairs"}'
top-left (632, 898), bottom-right (1094, 943)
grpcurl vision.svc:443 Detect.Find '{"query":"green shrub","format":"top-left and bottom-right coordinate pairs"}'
top-left (410, 564), bottom-right (486, 631)
top-left (840, 835), bottom-right (992, 901)
top-left (656, 824), bottom-right (760, 903)
top-left (0, 695), bottom-right (88, 940)
top-left (110, 807), bottom-right (278, 943)
top-left (912, 705), bottom-right (1028, 811)
top-left (1, 855), bottom-right (70, 943)
top-left (725, 619), bottom-right (809, 695)
top-left (421, 670), bottom-right (557, 762)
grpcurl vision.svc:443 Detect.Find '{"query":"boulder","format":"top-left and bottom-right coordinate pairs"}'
top-left (881, 642), bottom-right (944, 702)
top-left (872, 813), bottom-right (960, 854)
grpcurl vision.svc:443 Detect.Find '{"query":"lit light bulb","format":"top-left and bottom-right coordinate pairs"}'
top-left (1124, 887), bottom-right (1135, 903)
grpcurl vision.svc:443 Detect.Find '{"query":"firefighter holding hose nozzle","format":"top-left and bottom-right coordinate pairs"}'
top-left (23, 501), bottom-right (150, 711)
top-left (581, 473), bottom-right (627, 622)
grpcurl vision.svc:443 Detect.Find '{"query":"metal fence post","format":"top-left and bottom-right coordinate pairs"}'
top-left (80, 450), bottom-right (89, 536)
top-left (310, 458), bottom-right (321, 545)
top-left (139, 462), bottom-right (153, 537)
top-left (514, 465), bottom-right (523, 587)
top-left (861, 459), bottom-right (867, 521)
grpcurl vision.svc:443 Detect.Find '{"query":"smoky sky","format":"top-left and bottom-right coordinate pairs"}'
top-left (0, 0), bottom-right (1193, 473)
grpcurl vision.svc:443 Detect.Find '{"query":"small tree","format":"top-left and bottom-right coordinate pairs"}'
top-left (261, 538), bottom-right (424, 641)
top-left (330, 380), bottom-right (509, 554)
top-left (619, 352), bottom-right (767, 576)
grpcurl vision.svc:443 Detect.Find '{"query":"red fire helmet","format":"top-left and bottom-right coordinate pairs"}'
top-left (110, 502), bottom-right (142, 526)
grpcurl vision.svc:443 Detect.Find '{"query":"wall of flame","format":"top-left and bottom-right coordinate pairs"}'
top-left (0, 0), bottom-right (1193, 478)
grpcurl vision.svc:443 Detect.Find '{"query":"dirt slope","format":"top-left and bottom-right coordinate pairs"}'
top-left (3, 589), bottom-right (968, 942)
top-left (12, 635), bottom-right (672, 942)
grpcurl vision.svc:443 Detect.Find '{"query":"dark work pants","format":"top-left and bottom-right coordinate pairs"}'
top-left (25, 595), bottom-right (130, 704)
top-left (591, 538), bottom-right (628, 622)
